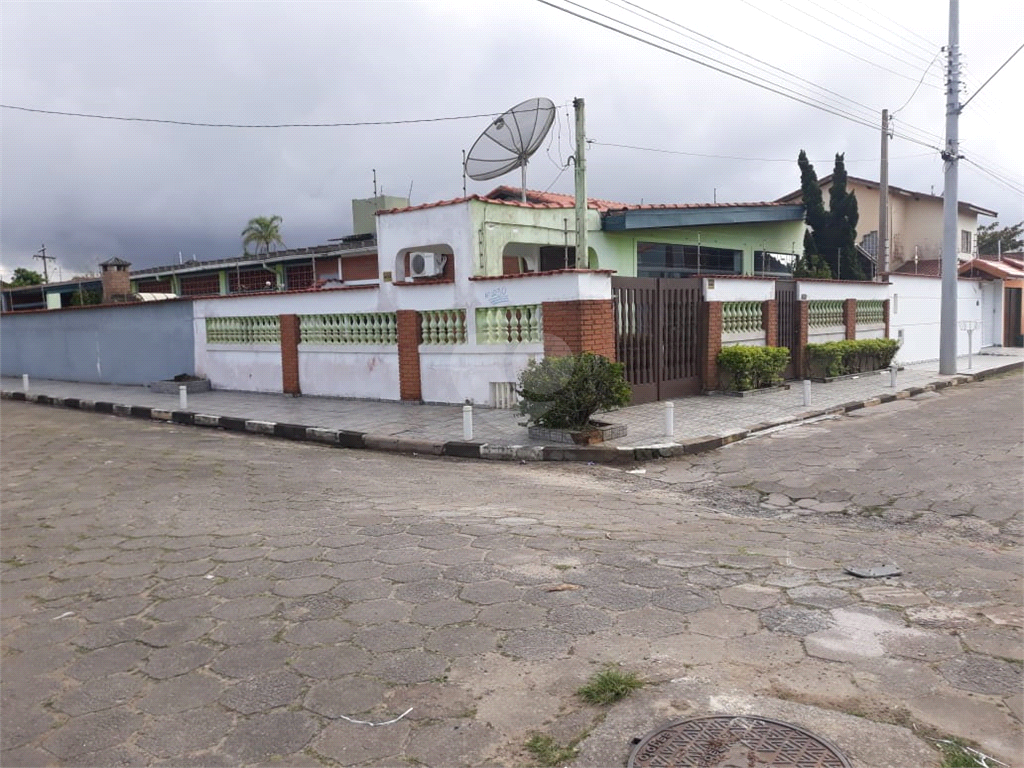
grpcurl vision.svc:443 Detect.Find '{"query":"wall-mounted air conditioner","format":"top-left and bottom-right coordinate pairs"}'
top-left (409, 252), bottom-right (447, 278)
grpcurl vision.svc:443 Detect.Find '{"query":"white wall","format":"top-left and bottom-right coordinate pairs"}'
top-left (419, 347), bottom-right (541, 405)
top-left (198, 345), bottom-right (282, 393)
top-left (298, 347), bottom-right (400, 401)
top-left (797, 280), bottom-right (889, 302)
top-left (888, 275), bottom-right (986, 363)
top-left (981, 281), bottom-right (1004, 347)
top-left (703, 276), bottom-right (774, 302)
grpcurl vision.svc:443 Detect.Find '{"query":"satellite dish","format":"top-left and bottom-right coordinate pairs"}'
top-left (464, 97), bottom-right (556, 202)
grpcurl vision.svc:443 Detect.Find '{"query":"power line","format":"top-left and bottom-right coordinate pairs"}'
top-left (960, 42), bottom-right (1024, 111)
top-left (588, 139), bottom-right (933, 164)
top-left (831, 0), bottom-right (940, 58)
top-left (0, 103), bottom-right (500, 128)
top-left (962, 156), bottom-right (1024, 196)
top-left (536, 0), bottom-right (942, 152)
top-left (892, 49), bottom-right (944, 115)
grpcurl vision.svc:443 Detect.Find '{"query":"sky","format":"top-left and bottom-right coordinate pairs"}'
top-left (2, 0), bottom-right (1021, 279)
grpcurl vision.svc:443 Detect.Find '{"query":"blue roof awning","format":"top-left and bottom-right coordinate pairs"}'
top-left (602, 204), bottom-right (805, 231)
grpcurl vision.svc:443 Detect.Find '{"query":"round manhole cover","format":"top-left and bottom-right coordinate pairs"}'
top-left (628, 715), bottom-right (852, 768)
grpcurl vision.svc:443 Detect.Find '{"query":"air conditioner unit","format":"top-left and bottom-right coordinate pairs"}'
top-left (409, 252), bottom-right (447, 278)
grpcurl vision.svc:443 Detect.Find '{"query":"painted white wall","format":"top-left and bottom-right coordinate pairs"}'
top-left (981, 281), bottom-right (1004, 347)
top-left (376, 202), bottom-right (477, 282)
top-left (722, 332), bottom-right (765, 347)
top-left (419, 346), bottom-right (542, 405)
top-left (298, 347), bottom-right (400, 400)
top-left (807, 329), bottom-right (846, 344)
top-left (198, 345), bottom-right (282, 393)
top-left (888, 275), bottom-right (986, 363)
top-left (797, 280), bottom-right (889, 301)
top-left (702, 276), bottom-right (774, 302)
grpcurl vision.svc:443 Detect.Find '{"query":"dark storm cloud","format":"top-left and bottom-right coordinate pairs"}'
top-left (2, 0), bottom-right (1019, 278)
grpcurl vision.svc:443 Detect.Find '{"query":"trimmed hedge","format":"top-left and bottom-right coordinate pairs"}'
top-left (517, 352), bottom-right (632, 431)
top-left (717, 345), bottom-right (790, 392)
top-left (805, 338), bottom-right (900, 379)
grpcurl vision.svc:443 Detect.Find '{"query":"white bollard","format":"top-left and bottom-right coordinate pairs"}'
top-left (664, 401), bottom-right (674, 438)
top-left (890, 364), bottom-right (898, 389)
top-left (802, 379), bottom-right (811, 407)
top-left (179, 385), bottom-right (188, 410)
top-left (463, 404), bottom-right (473, 441)
top-left (22, 374), bottom-right (29, 392)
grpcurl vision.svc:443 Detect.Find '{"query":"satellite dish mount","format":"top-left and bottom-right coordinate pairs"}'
top-left (464, 98), bottom-right (557, 202)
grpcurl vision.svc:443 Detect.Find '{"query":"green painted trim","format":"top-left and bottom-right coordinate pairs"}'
top-left (218, 271), bottom-right (228, 295)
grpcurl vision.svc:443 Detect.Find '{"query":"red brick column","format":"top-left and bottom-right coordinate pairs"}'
top-left (794, 301), bottom-right (809, 378)
top-left (396, 310), bottom-right (422, 401)
top-left (762, 299), bottom-right (778, 347)
top-left (883, 299), bottom-right (891, 339)
top-left (541, 300), bottom-right (616, 359)
top-left (280, 314), bottom-right (301, 395)
top-left (843, 298), bottom-right (857, 340)
top-left (702, 302), bottom-right (723, 391)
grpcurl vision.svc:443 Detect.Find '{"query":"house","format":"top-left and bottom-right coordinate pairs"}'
top-left (376, 186), bottom-right (807, 281)
top-left (958, 254), bottom-right (1024, 347)
top-left (775, 175), bottom-right (998, 273)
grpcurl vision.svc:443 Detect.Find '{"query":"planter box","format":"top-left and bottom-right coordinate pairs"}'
top-left (528, 420), bottom-right (627, 445)
top-left (810, 366), bottom-right (901, 384)
top-left (708, 384), bottom-right (790, 398)
top-left (150, 377), bottom-right (211, 394)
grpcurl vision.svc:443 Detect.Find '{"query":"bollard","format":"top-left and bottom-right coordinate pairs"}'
top-left (890, 363), bottom-right (898, 389)
top-left (463, 404), bottom-right (473, 441)
top-left (22, 374), bottom-right (29, 392)
top-left (664, 401), bottom-right (674, 438)
top-left (179, 385), bottom-right (188, 410)
top-left (802, 380), bottom-right (811, 407)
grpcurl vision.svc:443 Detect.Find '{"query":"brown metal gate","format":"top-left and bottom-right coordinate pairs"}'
top-left (613, 277), bottom-right (704, 404)
top-left (776, 279), bottom-right (799, 379)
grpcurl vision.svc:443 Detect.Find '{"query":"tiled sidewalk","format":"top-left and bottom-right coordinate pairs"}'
top-left (2, 348), bottom-right (1020, 460)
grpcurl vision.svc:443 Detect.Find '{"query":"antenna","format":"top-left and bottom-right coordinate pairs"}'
top-left (464, 97), bottom-right (556, 202)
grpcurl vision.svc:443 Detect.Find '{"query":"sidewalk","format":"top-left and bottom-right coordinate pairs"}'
top-left (3, 348), bottom-right (1021, 462)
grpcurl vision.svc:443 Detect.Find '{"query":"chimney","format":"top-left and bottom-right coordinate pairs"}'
top-left (99, 258), bottom-right (132, 303)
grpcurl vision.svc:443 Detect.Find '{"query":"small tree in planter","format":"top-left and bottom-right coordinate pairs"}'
top-left (517, 352), bottom-right (632, 442)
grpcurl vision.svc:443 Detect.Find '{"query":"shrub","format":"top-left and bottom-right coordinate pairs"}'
top-left (717, 345), bottom-right (790, 391)
top-left (517, 352), bottom-right (631, 431)
top-left (806, 339), bottom-right (900, 378)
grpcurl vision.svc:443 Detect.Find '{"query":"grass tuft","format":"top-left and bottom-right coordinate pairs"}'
top-left (577, 665), bottom-right (644, 705)
top-left (936, 738), bottom-right (986, 768)
top-left (525, 734), bottom-right (578, 767)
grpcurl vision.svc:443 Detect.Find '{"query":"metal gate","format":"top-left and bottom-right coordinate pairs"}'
top-left (776, 279), bottom-right (799, 379)
top-left (613, 277), bottom-right (704, 404)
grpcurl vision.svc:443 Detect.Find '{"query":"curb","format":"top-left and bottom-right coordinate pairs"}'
top-left (2, 360), bottom-right (1019, 463)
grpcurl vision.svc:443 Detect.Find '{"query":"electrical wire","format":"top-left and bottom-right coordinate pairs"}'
top-left (831, 0), bottom-right (940, 58)
top-left (892, 49), bottom-right (944, 115)
top-left (960, 42), bottom-right (1024, 111)
top-left (962, 156), bottom-right (1024, 196)
top-left (0, 103), bottom-right (500, 128)
top-left (536, 0), bottom-right (942, 152)
top-left (588, 139), bottom-right (933, 165)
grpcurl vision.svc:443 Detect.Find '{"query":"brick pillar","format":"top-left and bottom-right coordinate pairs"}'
top-left (702, 302), bottom-right (723, 391)
top-left (541, 300), bottom-right (616, 360)
top-left (794, 301), bottom-right (809, 378)
top-left (843, 298), bottom-right (857, 340)
top-left (762, 299), bottom-right (778, 347)
top-left (396, 310), bottom-right (422, 401)
top-left (280, 314), bottom-right (301, 395)
top-left (883, 299), bottom-right (891, 339)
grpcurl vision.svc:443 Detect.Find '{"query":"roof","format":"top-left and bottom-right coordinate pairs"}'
top-left (892, 259), bottom-right (943, 276)
top-left (775, 174), bottom-right (998, 218)
top-left (376, 186), bottom-right (625, 215)
top-left (132, 239), bottom-right (375, 278)
top-left (99, 257), bottom-right (131, 267)
top-left (959, 256), bottom-right (1024, 280)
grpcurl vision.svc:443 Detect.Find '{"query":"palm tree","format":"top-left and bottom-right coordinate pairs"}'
top-left (241, 215), bottom-right (285, 256)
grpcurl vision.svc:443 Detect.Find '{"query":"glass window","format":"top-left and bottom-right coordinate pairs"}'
top-left (754, 251), bottom-right (796, 276)
top-left (636, 242), bottom-right (740, 277)
top-left (960, 230), bottom-right (972, 254)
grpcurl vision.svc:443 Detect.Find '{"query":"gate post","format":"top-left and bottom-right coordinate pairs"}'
top-left (883, 299), bottom-right (891, 339)
top-left (702, 302), bottom-right (723, 391)
top-left (762, 300), bottom-right (778, 347)
top-left (843, 298), bottom-right (857, 340)
top-left (542, 300), bottom-right (616, 359)
top-left (397, 310), bottom-right (422, 401)
top-left (280, 314), bottom-right (301, 396)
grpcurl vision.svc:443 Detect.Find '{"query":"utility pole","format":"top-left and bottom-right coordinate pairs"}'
top-left (878, 109), bottom-right (890, 275)
top-left (573, 97), bottom-right (588, 269)
top-left (939, 0), bottom-right (961, 375)
top-left (33, 244), bottom-right (56, 283)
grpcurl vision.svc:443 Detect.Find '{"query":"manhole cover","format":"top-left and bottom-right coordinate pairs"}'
top-left (628, 715), bottom-right (852, 768)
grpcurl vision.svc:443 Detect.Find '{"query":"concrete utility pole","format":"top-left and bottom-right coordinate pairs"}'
top-left (878, 109), bottom-right (890, 274)
top-left (33, 244), bottom-right (56, 283)
top-left (939, 0), bottom-right (961, 375)
top-left (573, 97), bottom-right (588, 269)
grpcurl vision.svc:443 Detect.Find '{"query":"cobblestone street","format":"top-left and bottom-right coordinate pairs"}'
top-left (1, 372), bottom-right (1021, 767)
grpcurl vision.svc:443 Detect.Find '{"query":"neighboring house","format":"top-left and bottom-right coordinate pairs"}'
top-left (958, 254), bottom-right (1024, 347)
top-left (776, 175), bottom-right (998, 273)
top-left (377, 186), bottom-right (807, 281)
top-left (1, 276), bottom-right (104, 311)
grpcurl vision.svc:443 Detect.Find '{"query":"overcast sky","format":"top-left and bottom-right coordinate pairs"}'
top-left (2, 0), bottom-right (1021, 279)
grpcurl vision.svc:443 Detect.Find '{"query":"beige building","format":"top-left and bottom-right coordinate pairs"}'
top-left (777, 175), bottom-right (997, 272)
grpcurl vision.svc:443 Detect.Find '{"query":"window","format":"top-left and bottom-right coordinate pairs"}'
top-left (540, 246), bottom-right (574, 271)
top-left (637, 242), bottom-right (740, 277)
top-left (961, 229), bottom-right (972, 254)
top-left (179, 274), bottom-right (222, 296)
top-left (229, 269), bottom-right (278, 293)
top-left (754, 251), bottom-right (796, 276)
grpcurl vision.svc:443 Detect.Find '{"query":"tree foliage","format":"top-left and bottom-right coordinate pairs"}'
top-left (8, 267), bottom-right (44, 286)
top-left (795, 151), bottom-right (864, 280)
top-left (241, 215), bottom-right (285, 256)
top-left (976, 221), bottom-right (1023, 256)
top-left (517, 352), bottom-right (631, 431)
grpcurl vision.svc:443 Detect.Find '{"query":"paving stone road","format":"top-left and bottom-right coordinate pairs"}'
top-left (1, 372), bottom-right (1021, 767)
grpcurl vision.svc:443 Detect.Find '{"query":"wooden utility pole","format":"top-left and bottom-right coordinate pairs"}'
top-left (33, 244), bottom-right (56, 283)
top-left (573, 98), bottom-right (588, 269)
